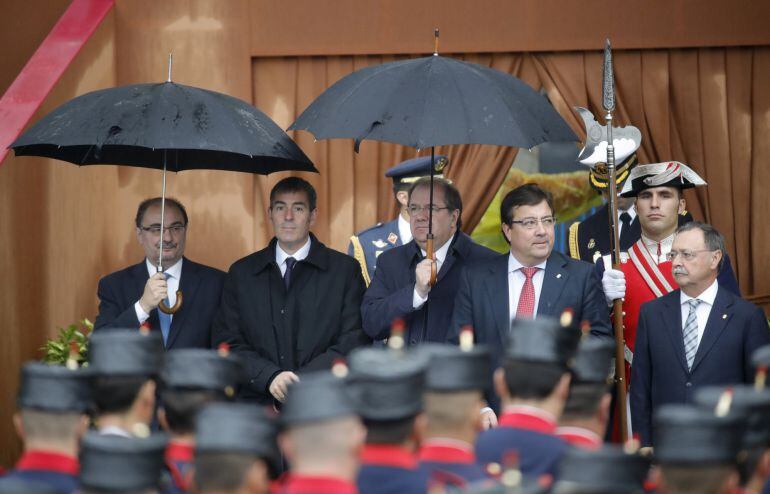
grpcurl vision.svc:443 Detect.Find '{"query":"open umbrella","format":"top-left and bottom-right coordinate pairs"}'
top-left (11, 57), bottom-right (316, 313)
top-left (290, 31), bottom-right (577, 283)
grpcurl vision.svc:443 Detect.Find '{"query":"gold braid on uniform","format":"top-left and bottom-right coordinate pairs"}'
top-left (349, 235), bottom-right (371, 286)
top-left (568, 222), bottom-right (581, 260)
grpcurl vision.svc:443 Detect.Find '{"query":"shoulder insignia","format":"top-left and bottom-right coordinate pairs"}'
top-left (349, 235), bottom-right (371, 286)
top-left (680, 210), bottom-right (688, 216)
top-left (593, 250), bottom-right (602, 264)
top-left (387, 232), bottom-right (399, 245)
top-left (372, 239), bottom-right (388, 248)
top-left (587, 238), bottom-right (596, 249)
top-left (568, 222), bottom-right (581, 260)
top-left (375, 250), bottom-right (383, 258)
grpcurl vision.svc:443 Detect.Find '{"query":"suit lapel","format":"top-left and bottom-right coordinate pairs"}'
top-left (691, 287), bottom-right (733, 372)
top-left (483, 255), bottom-right (510, 341)
top-left (661, 291), bottom-right (689, 375)
top-left (166, 259), bottom-right (201, 349)
top-left (537, 254), bottom-right (568, 317)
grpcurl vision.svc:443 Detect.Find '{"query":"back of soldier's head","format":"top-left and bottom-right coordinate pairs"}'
top-left (562, 337), bottom-right (614, 420)
top-left (195, 451), bottom-right (268, 494)
top-left (561, 383), bottom-right (609, 420)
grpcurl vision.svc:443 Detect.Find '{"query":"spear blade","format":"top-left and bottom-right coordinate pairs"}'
top-left (602, 38), bottom-right (615, 112)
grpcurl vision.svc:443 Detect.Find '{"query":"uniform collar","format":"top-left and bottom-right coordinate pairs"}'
top-left (282, 474), bottom-right (358, 494)
top-left (360, 444), bottom-right (417, 469)
top-left (498, 405), bottom-right (557, 434)
top-left (555, 426), bottom-right (602, 450)
top-left (418, 439), bottom-right (475, 464)
top-left (640, 233), bottom-right (674, 263)
top-left (398, 214), bottom-right (412, 244)
top-left (165, 439), bottom-right (194, 462)
top-left (16, 450), bottom-right (79, 475)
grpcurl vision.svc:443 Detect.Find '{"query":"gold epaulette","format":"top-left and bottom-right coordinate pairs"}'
top-left (349, 235), bottom-right (371, 286)
top-left (568, 222), bottom-right (581, 260)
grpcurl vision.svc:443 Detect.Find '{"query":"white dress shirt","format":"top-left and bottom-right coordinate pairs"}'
top-left (398, 214), bottom-right (413, 244)
top-left (276, 237), bottom-right (312, 275)
top-left (412, 236), bottom-right (453, 309)
top-left (641, 232), bottom-right (674, 265)
top-left (508, 254), bottom-right (548, 321)
top-left (680, 279), bottom-right (719, 350)
top-left (134, 257), bottom-right (183, 323)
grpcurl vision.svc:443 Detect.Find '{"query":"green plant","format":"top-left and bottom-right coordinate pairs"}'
top-left (41, 319), bottom-right (93, 365)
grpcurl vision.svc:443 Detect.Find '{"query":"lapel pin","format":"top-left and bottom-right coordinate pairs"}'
top-left (556, 273), bottom-right (562, 279)
top-left (722, 314), bottom-right (727, 320)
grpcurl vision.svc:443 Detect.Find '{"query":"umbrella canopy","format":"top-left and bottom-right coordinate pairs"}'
top-left (289, 54), bottom-right (577, 150)
top-left (11, 81), bottom-right (316, 174)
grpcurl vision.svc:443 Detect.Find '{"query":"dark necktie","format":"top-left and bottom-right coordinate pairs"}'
top-left (619, 211), bottom-right (633, 248)
top-left (284, 257), bottom-right (296, 290)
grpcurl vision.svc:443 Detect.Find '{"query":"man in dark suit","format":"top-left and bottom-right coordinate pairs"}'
top-left (94, 197), bottom-right (225, 349)
top-left (211, 177), bottom-right (370, 405)
top-left (362, 177), bottom-right (498, 346)
top-left (451, 183), bottom-right (612, 410)
top-left (630, 221), bottom-right (770, 447)
top-left (348, 156), bottom-right (448, 286)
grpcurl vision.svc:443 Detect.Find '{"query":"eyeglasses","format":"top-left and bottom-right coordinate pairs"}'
top-left (509, 217), bottom-right (555, 230)
top-left (140, 224), bottom-right (186, 235)
top-left (407, 205), bottom-right (451, 215)
top-left (665, 249), bottom-right (715, 261)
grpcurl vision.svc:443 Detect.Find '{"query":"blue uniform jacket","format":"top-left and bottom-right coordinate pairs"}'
top-left (4, 451), bottom-right (79, 494)
top-left (357, 445), bottom-right (428, 494)
top-left (361, 232), bottom-right (498, 345)
top-left (348, 219), bottom-right (403, 286)
top-left (417, 441), bottom-right (490, 485)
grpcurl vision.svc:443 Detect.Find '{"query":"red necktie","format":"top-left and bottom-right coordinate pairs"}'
top-left (516, 267), bottom-right (539, 318)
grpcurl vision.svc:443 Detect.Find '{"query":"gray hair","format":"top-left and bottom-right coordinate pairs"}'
top-left (675, 221), bottom-right (725, 271)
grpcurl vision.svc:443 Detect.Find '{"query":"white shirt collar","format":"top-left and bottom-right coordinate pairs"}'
top-left (98, 425), bottom-right (134, 438)
top-left (641, 232), bottom-right (675, 262)
top-left (398, 214), bottom-right (412, 244)
top-left (507, 253), bottom-right (548, 274)
top-left (420, 235), bottom-right (454, 265)
top-left (276, 237), bottom-right (312, 267)
top-left (620, 204), bottom-right (637, 221)
top-left (145, 257), bottom-right (183, 279)
top-left (680, 278), bottom-right (719, 306)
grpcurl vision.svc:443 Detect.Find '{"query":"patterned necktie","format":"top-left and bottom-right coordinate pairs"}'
top-left (158, 272), bottom-right (172, 345)
top-left (683, 299), bottom-right (701, 370)
top-left (284, 257), bottom-right (296, 290)
top-left (516, 267), bottom-right (539, 318)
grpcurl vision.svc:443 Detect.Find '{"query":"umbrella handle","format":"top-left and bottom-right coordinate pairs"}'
top-left (426, 235), bottom-right (437, 287)
top-left (158, 290), bottom-right (183, 314)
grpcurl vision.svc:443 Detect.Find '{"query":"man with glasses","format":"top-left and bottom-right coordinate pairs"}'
top-left (629, 222), bottom-right (770, 447)
top-left (451, 183), bottom-right (611, 412)
top-left (94, 197), bottom-right (225, 349)
top-left (362, 177), bottom-right (497, 346)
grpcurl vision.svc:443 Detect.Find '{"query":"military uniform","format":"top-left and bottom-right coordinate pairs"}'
top-left (552, 446), bottom-right (651, 494)
top-left (358, 445), bottom-right (428, 494)
top-left (4, 452), bottom-right (79, 494)
top-left (348, 155), bottom-right (448, 286)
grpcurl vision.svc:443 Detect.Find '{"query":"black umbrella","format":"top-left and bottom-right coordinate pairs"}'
top-left (11, 60), bottom-right (316, 313)
top-left (290, 32), bottom-right (577, 283)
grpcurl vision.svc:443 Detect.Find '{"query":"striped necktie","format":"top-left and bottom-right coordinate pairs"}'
top-left (683, 299), bottom-right (701, 370)
top-left (158, 272), bottom-right (172, 345)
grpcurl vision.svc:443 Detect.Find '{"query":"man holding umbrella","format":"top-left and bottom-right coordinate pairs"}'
top-left (94, 197), bottom-right (225, 350)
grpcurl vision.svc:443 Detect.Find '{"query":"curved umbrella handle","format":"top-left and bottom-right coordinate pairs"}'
top-left (158, 290), bottom-right (183, 314)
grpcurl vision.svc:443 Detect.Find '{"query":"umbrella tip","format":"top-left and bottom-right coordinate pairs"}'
top-left (433, 28), bottom-right (440, 56)
top-left (167, 53), bottom-right (173, 82)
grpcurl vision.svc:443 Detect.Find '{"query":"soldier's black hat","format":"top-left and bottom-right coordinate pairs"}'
top-left (79, 431), bottom-right (168, 492)
top-left (619, 161), bottom-right (706, 198)
top-left (420, 343), bottom-right (491, 392)
top-left (752, 344), bottom-right (770, 369)
top-left (196, 402), bottom-right (280, 476)
top-left (281, 371), bottom-right (358, 426)
top-left (347, 347), bottom-right (428, 420)
top-left (385, 155), bottom-right (448, 185)
top-left (160, 348), bottom-right (244, 397)
top-left (504, 316), bottom-right (581, 368)
top-left (570, 337), bottom-right (615, 384)
top-left (553, 446), bottom-right (650, 494)
top-left (695, 385), bottom-right (770, 449)
top-left (17, 362), bottom-right (91, 412)
top-left (654, 404), bottom-right (746, 464)
top-left (88, 328), bottom-right (164, 377)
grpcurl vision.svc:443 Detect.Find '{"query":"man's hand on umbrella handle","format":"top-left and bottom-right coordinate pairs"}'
top-left (269, 371), bottom-right (300, 402)
top-left (139, 273), bottom-right (168, 313)
top-left (415, 259), bottom-right (435, 299)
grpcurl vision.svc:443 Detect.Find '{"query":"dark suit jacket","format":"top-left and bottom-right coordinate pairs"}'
top-left (211, 235), bottom-right (370, 404)
top-left (450, 250), bottom-right (612, 410)
top-left (94, 258), bottom-right (225, 349)
top-left (630, 285), bottom-right (770, 446)
top-left (361, 232), bottom-right (498, 345)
